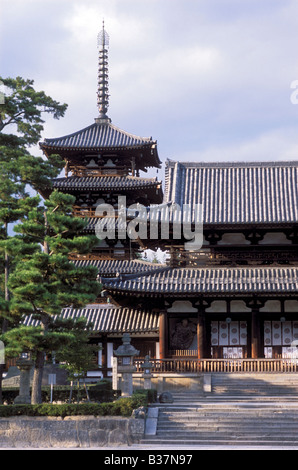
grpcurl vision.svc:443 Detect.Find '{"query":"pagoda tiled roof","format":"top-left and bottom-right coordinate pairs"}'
top-left (80, 216), bottom-right (128, 233)
top-left (71, 258), bottom-right (166, 277)
top-left (24, 305), bottom-right (159, 334)
top-left (52, 175), bottom-right (162, 191)
top-left (40, 121), bottom-right (161, 168)
top-left (165, 160), bottom-right (298, 225)
top-left (102, 266), bottom-right (298, 296)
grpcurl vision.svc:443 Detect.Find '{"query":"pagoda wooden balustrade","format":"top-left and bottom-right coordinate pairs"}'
top-left (170, 247), bottom-right (298, 267)
top-left (68, 251), bottom-right (129, 261)
top-left (134, 358), bottom-right (298, 374)
top-left (73, 206), bottom-right (115, 217)
top-left (70, 166), bottom-right (129, 177)
top-left (73, 206), bottom-right (135, 219)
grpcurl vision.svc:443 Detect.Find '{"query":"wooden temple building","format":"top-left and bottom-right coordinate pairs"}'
top-left (38, 25), bottom-right (298, 379)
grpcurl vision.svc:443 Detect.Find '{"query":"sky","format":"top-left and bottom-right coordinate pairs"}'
top-left (1, 0), bottom-right (298, 181)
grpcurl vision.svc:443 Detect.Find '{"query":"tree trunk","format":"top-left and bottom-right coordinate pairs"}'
top-left (0, 318), bottom-right (8, 405)
top-left (31, 350), bottom-right (45, 404)
top-left (31, 312), bottom-right (49, 404)
top-left (31, 215), bottom-right (50, 404)
top-left (0, 223), bottom-right (10, 404)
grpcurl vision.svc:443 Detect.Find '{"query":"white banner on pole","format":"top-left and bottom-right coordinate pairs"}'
top-left (112, 357), bottom-right (118, 390)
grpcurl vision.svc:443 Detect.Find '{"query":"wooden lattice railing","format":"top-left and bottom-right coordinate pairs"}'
top-left (134, 358), bottom-right (298, 373)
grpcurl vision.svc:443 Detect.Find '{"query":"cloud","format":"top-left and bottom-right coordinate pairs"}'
top-left (1, 0), bottom-right (298, 168)
top-left (175, 127), bottom-right (298, 163)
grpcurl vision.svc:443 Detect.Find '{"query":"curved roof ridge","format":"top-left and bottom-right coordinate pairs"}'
top-left (40, 122), bottom-right (98, 145)
top-left (101, 266), bottom-right (298, 295)
top-left (166, 159), bottom-right (298, 168)
top-left (107, 121), bottom-right (155, 143)
top-left (40, 120), bottom-right (156, 148)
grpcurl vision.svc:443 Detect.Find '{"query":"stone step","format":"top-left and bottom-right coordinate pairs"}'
top-left (158, 404), bottom-right (298, 411)
top-left (143, 379), bottom-right (298, 447)
top-left (211, 383), bottom-right (298, 388)
top-left (157, 417), bottom-right (298, 425)
top-left (157, 423), bottom-right (298, 431)
top-left (158, 417), bottom-right (298, 424)
top-left (141, 438), bottom-right (298, 446)
top-left (155, 431), bottom-right (298, 439)
top-left (159, 408), bottom-right (298, 414)
top-left (210, 374), bottom-right (298, 397)
top-left (212, 376), bottom-right (298, 382)
top-left (143, 399), bottom-right (298, 446)
top-left (155, 431), bottom-right (298, 438)
top-left (212, 381), bottom-right (298, 385)
top-left (158, 410), bottom-right (298, 416)
top-left (158, 413), bottom-right (298, 419)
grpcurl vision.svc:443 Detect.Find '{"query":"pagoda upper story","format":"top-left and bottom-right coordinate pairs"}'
top-left (39, 23), bottom-right (163, 264)
top-left (40, 120), bottom-right (161, 176)
top-left (40, 22), bottom-right (161, 180)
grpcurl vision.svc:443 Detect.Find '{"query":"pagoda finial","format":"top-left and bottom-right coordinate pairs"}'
top-left (96, 20), bottom-right (110, 122)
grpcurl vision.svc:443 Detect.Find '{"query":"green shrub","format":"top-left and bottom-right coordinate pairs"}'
top-left (0, 389), bottom-right (154, 418)
top-left (1, 382), bottom-right (119, 405)
top-left (133, 389), bottom-right (157, 404)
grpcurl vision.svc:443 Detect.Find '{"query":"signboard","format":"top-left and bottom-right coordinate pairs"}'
top-left (48, 374), bottom-right (56, 403)
top-left (112, 357), bottom-right (118, 390)
top-left (48, 374), bottom-right (56, 385)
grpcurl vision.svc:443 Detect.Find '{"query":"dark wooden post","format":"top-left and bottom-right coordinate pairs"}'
top-left (197, 313), bottom-right (204, 359)
top-left (101, 338), bottom-right (107, 377)
top-left (251, 310), bottom-right (259, 359)
top-left (246, 298), bottom-right (264, 359)
top-left (159, 311), bottom-right (167, 359)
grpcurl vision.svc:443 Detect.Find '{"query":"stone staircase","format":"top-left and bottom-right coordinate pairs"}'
top-left (143, 401), bottom-right (298, 446)
top-left (209, 373), bottom-right (298, 397)
top-left (141, 374), bottom-right (298, 447)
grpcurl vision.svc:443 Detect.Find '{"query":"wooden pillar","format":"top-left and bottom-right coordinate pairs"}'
top-left (101, 338), bottom-right (107, 377)
top-left (251, 310), bottom-right (259, 359)
top-left (246, 298), bottom-right (264, 359)
top-left (197, 313), bottom-right (204, 359)
top-left (159, 311), bottom-right (167, 359)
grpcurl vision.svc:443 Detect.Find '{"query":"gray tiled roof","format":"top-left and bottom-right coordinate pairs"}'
top-left (40, 122), bottom-right (155, 150)
top-left (165, 160), bottom-right (298, 225)
top-left (72, 258), bottom-right (166, 277)
top-left (81, 216), bottom-right (128, 232)
top-left (103, 266), bottom-right (298, 295)
top-left (40, 121), bottom-right (161, 168)
top-left (52, 175), bottom-right (162, 191)
top-left (24, 306), bottom-right (159, 333)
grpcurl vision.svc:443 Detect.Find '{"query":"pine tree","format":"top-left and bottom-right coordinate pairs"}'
top-left (0, 75), bottom-right (67, 402)
top-left (0, 76), bottom-right (100, 404)
top-left (0, 143), bottom-right (63, 402)
top-left (0, 76), bottom-right (67, 146)
top-left (7, 191), bottom-right (100, 404)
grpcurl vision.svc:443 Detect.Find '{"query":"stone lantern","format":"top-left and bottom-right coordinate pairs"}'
top-left (14, 355), bottom-right (34, 404)
top-left (141, 355), bottom-right (154, 390)
top-left (114, 333), bottom-right (139, 397)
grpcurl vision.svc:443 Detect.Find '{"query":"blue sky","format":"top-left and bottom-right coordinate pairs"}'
top-left (1, 0), bottom-right (298, 179)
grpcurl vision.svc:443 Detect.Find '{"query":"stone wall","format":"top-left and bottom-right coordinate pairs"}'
top-left (0, 416), bottom-right (145, 448)
top-left (133, 373), bottom-right (204, 394)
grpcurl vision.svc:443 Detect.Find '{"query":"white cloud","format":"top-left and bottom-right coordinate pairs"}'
top-left (177, 127), bottom-right (298, 163)
top-left (1, 0), bottom-right (298, 166)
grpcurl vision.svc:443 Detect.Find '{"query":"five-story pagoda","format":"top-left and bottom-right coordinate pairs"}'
top-left (39, 23), bottom-right (164, 378)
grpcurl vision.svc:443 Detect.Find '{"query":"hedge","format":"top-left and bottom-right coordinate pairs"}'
top-left (0, 389), bottom-right (157, 418)
top-left (2, 381), bottom-right (119, 404)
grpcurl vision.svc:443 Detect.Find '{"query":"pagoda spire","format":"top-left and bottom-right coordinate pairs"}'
top-left (96, 20), bottom-right (110, 122)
